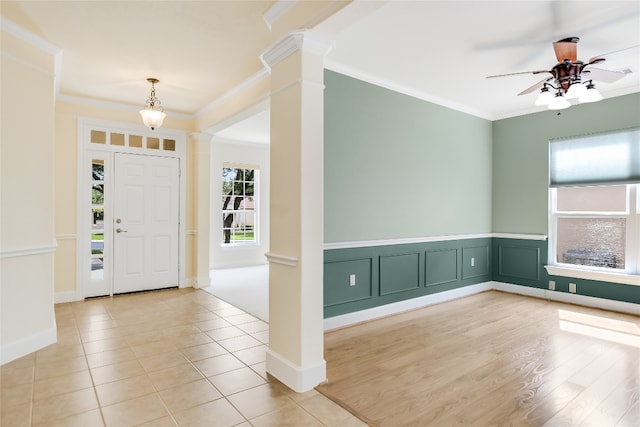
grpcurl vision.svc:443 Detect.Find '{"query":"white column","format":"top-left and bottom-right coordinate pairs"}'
top-left (260, 31), bottom-right (333, 392)
top-left (191, 132), bottom-right (212, 288)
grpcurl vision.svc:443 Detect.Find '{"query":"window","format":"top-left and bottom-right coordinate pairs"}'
top-left (549, 128), bottom-right (640, 277)
top-left (222, 167), bottom-right (257, 244)
top-left (91, 159), bottom-right (105, 278)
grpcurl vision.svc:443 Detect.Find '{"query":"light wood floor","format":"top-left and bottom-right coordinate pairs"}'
top-left (317, 291), bottom-right (640, 427)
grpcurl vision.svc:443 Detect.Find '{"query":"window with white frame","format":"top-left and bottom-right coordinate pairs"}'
top-left (222, 166), bottom-right (257, 244)
top-left (549, 128), bottom-right (640, 275)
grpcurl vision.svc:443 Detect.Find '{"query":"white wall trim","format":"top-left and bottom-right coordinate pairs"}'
top-left (324, 281), bottom-right (639, 331)
top-left (55, 290), bottom-right (81, 304)
top-left (56, 234), bottom-right (77, 240)
top-left (323, 233), bottom-right (546, 250)
top-left (260, 30), bottom-right (334, 71)
top-left (1, 326), bottom-right (57, 366)
top-left (0, 243), bottom-right (57, 259)
top-left (193, 276), bottom-right (211, 289)
top-left (265, 252), bottom-right (298, 267)
top-left (493, 281), bottom-right (640, 315)
top-left (265, 348), bottom-right (327, 393)
top-left (263, 0), bottom-right (297, 29)
top-left (324, 282), bottom-right (493, 331)
top-left (492, 233), bottom-right (547, 241)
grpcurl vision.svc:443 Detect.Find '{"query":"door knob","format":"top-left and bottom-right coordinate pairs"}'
top-left (116, 228), bottom-right (127, 233)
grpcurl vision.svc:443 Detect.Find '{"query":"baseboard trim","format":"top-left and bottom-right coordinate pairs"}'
top-left (193, 276), bottom-right (211, 289)
top-left (324, 282), bottom-right (494, 331)
top-left (493, 281), bottom-right (640, 315)
top-left (265, 348), bottom-right (326, 393)
top-left (324, 281), bottom-right (639, 331)
top-left (1, 326), bottom-right (57, 365)
top-left (55, 290), bottom-right (81, 304)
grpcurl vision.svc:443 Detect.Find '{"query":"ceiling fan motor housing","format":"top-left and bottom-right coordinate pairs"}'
top-left (552, 60), bottom-right (586, 93)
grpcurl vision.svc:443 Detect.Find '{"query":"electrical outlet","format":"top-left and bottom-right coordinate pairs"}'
top-left (548, 280), bottom-right (555, 291)
top-left (471, 257), bottom-right (475, 267)
top-left (349, 274), bottom-right (356, 286)
top-left (569, 282), bottom-right (577, 293)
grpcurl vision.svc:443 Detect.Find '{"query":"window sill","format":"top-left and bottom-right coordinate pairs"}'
top-left (219, 242), bottom-right (260, 249)
top-left (545, 265), bottom-right (640, 286)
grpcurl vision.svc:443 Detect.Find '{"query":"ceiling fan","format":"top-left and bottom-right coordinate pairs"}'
top-left (487, 37), bottom-right (634, 110)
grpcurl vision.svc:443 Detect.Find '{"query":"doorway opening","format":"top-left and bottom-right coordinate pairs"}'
top-left (78, 119), bottom-right (186, 298)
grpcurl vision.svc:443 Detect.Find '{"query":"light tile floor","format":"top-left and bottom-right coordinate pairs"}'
top-left (1, 288), bottom-right (366, 427)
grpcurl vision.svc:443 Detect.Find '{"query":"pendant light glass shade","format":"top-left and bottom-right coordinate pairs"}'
top-left (565, 81), bottom-right (587, 99)
top-left (535, 87), bottom-right (554, 105)
top-left (140, 78), bottom-right (166, 130)
top-left (579, 82), bottom-right (602, 103)
top-left (548, 93), bottom-right (571, 110)
top-left (139, 109), bottom-right (166, 131)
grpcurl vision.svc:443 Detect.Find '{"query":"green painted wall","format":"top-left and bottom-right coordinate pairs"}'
top-left (323, 72), bottom-right (639, 318)
top-left (324, 70), bottom-right (493, 243)
top-left (492, 93), bottom-right (640, 234)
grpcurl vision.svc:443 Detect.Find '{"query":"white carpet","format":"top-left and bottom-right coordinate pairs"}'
top-left (204, 264), bottom-right (269, 322)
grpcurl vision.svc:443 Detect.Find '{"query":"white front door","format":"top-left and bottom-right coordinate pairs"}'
top-left (113, 153), bottom-right (179, 294)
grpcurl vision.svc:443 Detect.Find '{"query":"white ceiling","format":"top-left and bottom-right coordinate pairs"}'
top-left (3, 1), bottom-right (639, 141)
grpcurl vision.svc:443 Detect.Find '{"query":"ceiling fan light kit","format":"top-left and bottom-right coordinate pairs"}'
top-left (139, 77), bottom-right (166, 130)
top-left (488, 37), bottom-right (633, 112)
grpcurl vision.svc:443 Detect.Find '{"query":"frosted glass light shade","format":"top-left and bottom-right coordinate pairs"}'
top-left (548, 94), bottom-right (570, 110)
top-left (139, 109), bottom-right (166, 130)
top-left (565, 82), bottom-right (587, 99)
top-left (579, 86), bottom-right (602, 103)
top-left (535, 90), bottom-right (554, 106)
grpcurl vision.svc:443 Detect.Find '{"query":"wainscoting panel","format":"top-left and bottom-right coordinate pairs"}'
top-left (498, 245), bottom-right (540, 280)
top-left (462, 246), bottom-right (489, 279)
top-left (492, 238), bottom-right (547, 288)
top-left (425, 249), bottom-right (458, 287)
top-left (324, 258), bottom-right (373, 307)
top-left (324, 238), bottom-right (492, 318)
top-left (379, 252), bottom-right (421, 295)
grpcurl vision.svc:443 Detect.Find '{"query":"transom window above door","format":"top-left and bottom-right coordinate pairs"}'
top-left (90, 129), bottom-right (176, 152)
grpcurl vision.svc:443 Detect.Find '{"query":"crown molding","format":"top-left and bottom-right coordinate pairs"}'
top-left (260, 30), bottom-right (334, 71)
top-left (57, 94), bottom-right (193, 120)
top-left (1, 17), bottom-right (61, 56)
top-left (263, 0), bottom-right (297, 30)
top-left (1, 17), bottom-right (63, 98)
top-left (196, 68), bottom-right (270, 118)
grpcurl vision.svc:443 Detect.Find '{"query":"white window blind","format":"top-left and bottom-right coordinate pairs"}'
top-left (549, 128), bottom-right (640, 187)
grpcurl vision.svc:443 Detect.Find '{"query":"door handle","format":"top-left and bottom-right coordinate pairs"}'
top-left (116, 228), bottom-right (127, 233)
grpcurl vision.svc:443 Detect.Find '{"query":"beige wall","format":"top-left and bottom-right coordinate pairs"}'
top-left (1, 30), bottom-right (57, 363)
top-left (54, 101), bottom-right (196, 297)
top-left (53, 73), bottom-right (272, 297)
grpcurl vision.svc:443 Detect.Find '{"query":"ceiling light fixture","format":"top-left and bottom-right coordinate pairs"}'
top-left (139, 78), bottom-right (166, 130)
top-left (534, 58), bottom-right (602, 110)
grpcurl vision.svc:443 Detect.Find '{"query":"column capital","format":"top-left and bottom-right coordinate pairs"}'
top-left (260, 30), bottom-right (334, 71)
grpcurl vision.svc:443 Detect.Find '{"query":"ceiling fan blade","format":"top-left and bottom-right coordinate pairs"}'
top-left (518, 77), bottom-right (553, 96)
top-left (589, 44), bottom-right (640, 64)
top-left (582, 67), bottom-right (632, 83)
top-left (486, 70), bottom-right (550, 79)
top-left (552, 37), bottom-right (579, 62)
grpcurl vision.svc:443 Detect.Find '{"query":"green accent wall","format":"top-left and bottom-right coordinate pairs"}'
top-left (324, 70), bottom-right (493, 243)
top-left (492, 93), bottom-right (640, 234)
top-left (323, 71), bottom-right (639, 318)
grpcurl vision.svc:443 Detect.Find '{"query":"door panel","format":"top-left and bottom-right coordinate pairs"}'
top-left (114, 153), bottom-right (179, 294)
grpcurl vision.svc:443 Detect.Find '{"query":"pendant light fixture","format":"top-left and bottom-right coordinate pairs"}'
top-left (139, 78), bottom-right (166, 130)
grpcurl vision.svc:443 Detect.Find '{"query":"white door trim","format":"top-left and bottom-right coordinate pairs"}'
top-left (77, 118), bottom-right (187, 298)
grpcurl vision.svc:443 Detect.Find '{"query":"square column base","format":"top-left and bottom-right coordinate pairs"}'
top-left (265, 348), bottom-right (326, 392)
